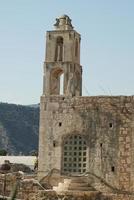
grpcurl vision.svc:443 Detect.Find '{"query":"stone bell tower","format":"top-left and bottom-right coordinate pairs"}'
top-left (37, 15), bottom-right (134, 198)
top-left (43, 14), bottom-right (82, 97)
top-left (38, 15), bottom-right (83, 180)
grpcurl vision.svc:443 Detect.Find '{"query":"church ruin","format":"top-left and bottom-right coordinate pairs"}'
top-left (38, 15), bottom-right (134, 197)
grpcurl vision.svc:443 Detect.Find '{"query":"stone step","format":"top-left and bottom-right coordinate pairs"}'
top-left (70, 176), bottom-right (86, 180)
top-left (58, 182), bottom-right (65, 187)
top-left (64, 178), bottom-right (72, 184)
top-left (71, 178), bottom-right (87, 183)
top-left (53, 186), bottom-right (58, 191)
top-left (53, 185), bottom-right (68, 191)
top-left (54, 190), bottom-right (100, 197)
top-left (68, 186), bottom-right (95, 191)
top-left (53, 177), bottom-right (96, 193)
top-left (53, 184), bottom-right (95, 192)
top-left (69, 182), bottom-right (89, 187)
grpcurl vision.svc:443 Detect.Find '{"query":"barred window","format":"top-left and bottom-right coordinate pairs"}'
top-left (63, 135), bottom-right (87, 174)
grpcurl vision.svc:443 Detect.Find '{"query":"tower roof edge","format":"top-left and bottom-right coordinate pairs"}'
top-left (54, 15), bottom-right (74, 30)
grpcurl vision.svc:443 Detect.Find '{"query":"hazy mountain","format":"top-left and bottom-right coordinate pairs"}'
top-left (0, 102), bottom-right (39, 155)
top-left (27, 104), bottom-right (40, 108)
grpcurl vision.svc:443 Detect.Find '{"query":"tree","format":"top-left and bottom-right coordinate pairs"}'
top-left (29, 150), bottom-right (38, 156)
top-left (0, 149), bottom-right (7, 156)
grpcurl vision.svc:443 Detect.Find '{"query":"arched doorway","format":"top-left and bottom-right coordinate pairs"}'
top-left (50, 68), bottom-right (64, 95)
top-left (62, 135), bottom-right (87, 174)
top-left (55, 36), bottom-right (64, 62)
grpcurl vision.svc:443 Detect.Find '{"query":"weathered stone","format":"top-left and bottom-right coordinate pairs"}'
top-left (37, 15), bottom-right (134, 200)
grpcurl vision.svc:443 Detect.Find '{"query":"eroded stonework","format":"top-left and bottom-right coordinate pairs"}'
top-left (38, 15), bottom-right (134, 199)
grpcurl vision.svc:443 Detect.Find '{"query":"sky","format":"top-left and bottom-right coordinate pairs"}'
top-left (0, 0), bottom-right (134, 105)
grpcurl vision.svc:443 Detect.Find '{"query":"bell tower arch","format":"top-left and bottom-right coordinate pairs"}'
top-left (43, 15), bottom-right (82, 97)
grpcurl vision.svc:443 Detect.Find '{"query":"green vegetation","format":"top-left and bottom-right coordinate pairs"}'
top-left (0, 149), bottom-right (7, 156)
top-left (0, 103), bottom-right (39, 155)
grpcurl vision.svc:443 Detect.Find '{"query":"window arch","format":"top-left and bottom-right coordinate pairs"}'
top-left (62, 135), bottom-right (87, 174)
top-left (50, 68), bottom-right (64, 95)
top-left (55, 36), bottom-right (64, 61)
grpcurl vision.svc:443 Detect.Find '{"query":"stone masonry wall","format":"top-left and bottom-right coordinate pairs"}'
top-left (38, 95), bottom-right (134, 193)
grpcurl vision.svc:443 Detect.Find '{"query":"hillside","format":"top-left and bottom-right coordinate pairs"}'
top-left (0, 103), bottom-right (39, 155)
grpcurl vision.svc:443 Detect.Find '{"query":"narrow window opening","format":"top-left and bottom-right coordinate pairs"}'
top-left (100, 143), bottom-right (103, 147)
top-left (53, 141), bottom-right (56, 147)
top-left (59, 122), bottom-right (62, 127)
top-left (111, 166), bottom-right (115, 172)
top-left (55, 37), bottom-right (63, 61)
top-left (48, 33), bottom-right (51, 40)
top-left (60, 73), bottom-right (64, 95)
top-left (109, 123), bottom-right (113, 128)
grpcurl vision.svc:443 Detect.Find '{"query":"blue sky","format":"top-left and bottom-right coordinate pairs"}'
top-left (0, 0), bottom-right (134, 104)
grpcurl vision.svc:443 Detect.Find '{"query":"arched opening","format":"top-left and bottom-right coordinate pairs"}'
top-left (60, 73), bottom-right (64, 95)
top-left (50, 68), bottom-right (64, 95)
top-left (62, 135), bottom-right (87, 174)
top-left (55, 36), bottom-right (64, 61)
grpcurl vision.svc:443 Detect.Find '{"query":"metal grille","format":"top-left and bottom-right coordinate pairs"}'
top-left (63, 135), bottom-right (87, 174)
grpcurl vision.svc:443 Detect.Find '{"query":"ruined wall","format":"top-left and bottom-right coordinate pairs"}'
top-left (0, 173), bottom-right (134, 200)
top-left (38, 95), bottom-right (134, 192)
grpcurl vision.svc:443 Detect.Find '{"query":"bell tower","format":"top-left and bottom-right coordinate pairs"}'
top-left (38, 15), bottom-right (83, 180)
top-left (43, 15), bottom-right (82, 97)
